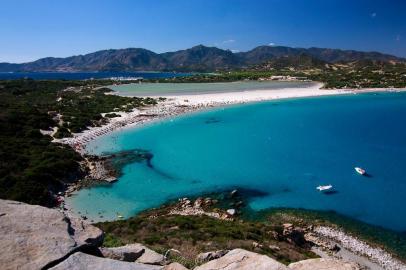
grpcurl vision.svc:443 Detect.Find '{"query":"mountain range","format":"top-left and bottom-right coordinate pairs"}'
top-left (0, 45), bottom-right (404, 72)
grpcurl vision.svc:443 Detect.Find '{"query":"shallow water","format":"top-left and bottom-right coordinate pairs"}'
top-left (110, 81), bottom-right (317, 96)
top-left (68, 92), bottom-right (406, 231)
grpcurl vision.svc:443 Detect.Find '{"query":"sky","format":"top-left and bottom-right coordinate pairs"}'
top-left (0, 0), bottom-right (405, 63)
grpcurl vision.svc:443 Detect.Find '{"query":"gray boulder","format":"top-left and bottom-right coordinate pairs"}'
top-left (101, 243), bottom-right (165, 265)
top-left (101, 244), bottom-right (146, 262)
top-left (135, 244), bottom-right (166, 265)
top-left (49, 252), bottom-right (163, 270)
top-left (0, 199), bottom-right (103, 270)
top-left (194, 249), bottom-right (289, 270)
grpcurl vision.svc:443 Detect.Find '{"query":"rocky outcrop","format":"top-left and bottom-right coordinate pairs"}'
top-left (281, 223), bottom-right (309, 247)
top-left (194, 249), bottom-right (289, 270)
top-left (288, 258), bottom-right (360, 270)
top-left (168, 197), bottom-right (232, 220)
top-left (101, 243), bottom-right (166, 265)
top-left (0, 199), bottom-right (103, 270)
top-left (197, 250), bottom-right (229, 262)
top-left (49, 252), bottom-right (163, 270)
top-left (136, 245), bottom-right (166, 265)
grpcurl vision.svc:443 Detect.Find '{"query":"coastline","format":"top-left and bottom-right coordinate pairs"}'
top-left (55, 82), bottom-right (347, 151)
top-left (57, 82), bottom-right (350, 219)
top-left (57, 83), bottom-right (406, 269)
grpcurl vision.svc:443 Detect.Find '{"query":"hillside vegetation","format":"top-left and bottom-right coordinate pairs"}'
top-left (253, 57), bottom-right (406, 88)
top-left (148, 56), bottom-right (406, 89)
top-left (0, 79), bottom-right (157, 206)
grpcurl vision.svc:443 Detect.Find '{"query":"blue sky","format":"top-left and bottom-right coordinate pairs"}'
top-left (0, 0), bottom-right (405, 63)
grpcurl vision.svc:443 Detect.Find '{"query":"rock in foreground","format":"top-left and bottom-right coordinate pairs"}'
top-left (135, 244), bottom-right (166, 265)
top-left (101, 243), bottom-right (166, 265)
top-left (101, 244), bottom-right (146, 262)
top-left (0, 199), bottom-right (103, 270)
top-left (49, 252), bottom-right (163, 270)
top-left (194, 249), bottom-right (289, 270)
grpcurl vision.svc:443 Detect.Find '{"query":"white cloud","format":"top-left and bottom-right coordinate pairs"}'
top-left (231, 49), bottom-right (240, 53)
top-left (268, 42), bottom-right (275, 46)
top-left (371, 12), bottom-right (377, 18)
top-left (222, 39), bottom-right (235, 44)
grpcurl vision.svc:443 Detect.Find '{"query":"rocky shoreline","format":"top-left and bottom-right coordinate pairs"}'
top-left (312, 226), bottom-right (405, 270)
top-left (152, 195), bottom-right (406, 270)
top-left (58, 154), bottom-right (118, 203)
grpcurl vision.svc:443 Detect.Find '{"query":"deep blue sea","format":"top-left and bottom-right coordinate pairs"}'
top-left (68, 92), bottom-right (406, 231)
top-left (0, 71), bottom-right (190, 80)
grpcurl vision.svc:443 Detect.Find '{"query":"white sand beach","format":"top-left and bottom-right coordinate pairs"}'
top-left (156, 82), bottom-right (345, 105)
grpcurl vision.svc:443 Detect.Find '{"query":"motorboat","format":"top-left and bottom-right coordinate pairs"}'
top-left (355, 167), bottom-right (366, 175)
top-left (316, 185), bottom-right (333, 191)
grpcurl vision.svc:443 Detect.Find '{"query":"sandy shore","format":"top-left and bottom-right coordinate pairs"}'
top-left (155, 82), bottom-right (344, 105)
top-left (56, 82), bottom-right (350, 150)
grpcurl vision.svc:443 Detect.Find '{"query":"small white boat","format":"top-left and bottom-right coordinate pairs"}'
top-left (355, 167), bottom-right (366, 175)
top-left (316, 185), bottom-right (333, 191)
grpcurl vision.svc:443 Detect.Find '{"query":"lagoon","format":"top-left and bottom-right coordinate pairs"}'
top-left (68, 92), bottom-right (406, 231)
top-left (110, 81), bottom-right (317, 96)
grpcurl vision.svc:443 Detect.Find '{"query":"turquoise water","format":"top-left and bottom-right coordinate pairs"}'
top-left (68, 92), bottom-right (406, 231)
top-left (110, 81), bottom-right (316, 96)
